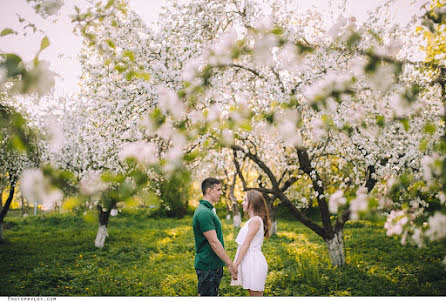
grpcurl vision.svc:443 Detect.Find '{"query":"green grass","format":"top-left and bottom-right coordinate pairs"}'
top-left (0, 212), bottom-right (445, 296)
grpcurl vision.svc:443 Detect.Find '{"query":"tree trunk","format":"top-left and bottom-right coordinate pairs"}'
top-left (233, 212), bottom-right (241, 228)
top-left (0, 185), bottom-right (3, 208)
top-left (325, 229), bottom-right (345, 267)
top-left (0, 176), bottom-right (17, 242)
top-left (20, 194), bottom-right (29, 217)
top-left (270, 207), bottom-right (277, 235)
top-left (228, 176), bottom-right (241, 228)
top-left (95, 208), bottom-right (111, 248)
top-left (270, 219), bottom-right (277, 235)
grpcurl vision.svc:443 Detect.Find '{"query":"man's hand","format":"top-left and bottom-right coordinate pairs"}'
top-left (228, 263), bottom-right (238, 280)
top-left (203, 229), bottom-right (239, 279)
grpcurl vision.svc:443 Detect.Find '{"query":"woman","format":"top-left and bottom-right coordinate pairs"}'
top-left (231, 190), bottom-right (271, 296)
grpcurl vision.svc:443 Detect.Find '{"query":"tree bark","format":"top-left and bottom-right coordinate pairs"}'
top-left (365, 165), bottom-right (377, 193)
top-left (263, 193), bottom-right (278, 235)
top-left (0, 175), bottom-right (17, 242)
top-left (227, 162), bottom-right (241, 228)
top-left (270, 207), bottom-right (277, 235)
top-left (325, 229), bottom-right (345, 267)
top-left (0, 185), bottom-right (3, 208)
top-left (95, 208), bottom-right (111, 248)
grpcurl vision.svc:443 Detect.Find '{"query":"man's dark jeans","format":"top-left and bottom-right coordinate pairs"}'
top-left (195, 267), bottom-right (223, 296)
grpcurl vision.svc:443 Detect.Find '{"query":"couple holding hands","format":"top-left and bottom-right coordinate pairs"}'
top-left (193, 177), bottom-right (271, 296)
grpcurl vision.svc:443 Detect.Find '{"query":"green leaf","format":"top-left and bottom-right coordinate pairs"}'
top-left (399, 119), bottom-right (410, 131)
top-left (106, 39), bottom-right (116, 49)
top-left (8, 135), bottom-right (26, 153)
top-left (114, 63), bottom-right (127, 73)
top-left (125, 70), bottom-right (135, 81)
top-left (0, 28), bottom-right (17, 36)
top-left (271, 27), bottom-right (284, 35)
top-left (1, 54), bottom-right (25, 77)
top-left (105, 0), bottom-right (115, 9)
top-left (134, 71), bottom-right (150, 81)
top-left (376, 115), bottom-right (385, 128)
top-left (150, 108), bottom-right (166, 127)
top-left (346, 32), bottom-right (361, 48)
top-left (419, 138), bottom-right (429, 152)
top-left (423, 122), bottom-right (436, 135)
top-left (123, 50), bottom-right (135, 62)
top-left (40, 36), bottom-right (50, 53)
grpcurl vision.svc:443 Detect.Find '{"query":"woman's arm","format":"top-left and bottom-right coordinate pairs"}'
top-left (234, 218), bottom-right (261, 268)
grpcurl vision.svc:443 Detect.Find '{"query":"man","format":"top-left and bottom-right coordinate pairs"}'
top-left (193, 177), bottom-right (238, 296)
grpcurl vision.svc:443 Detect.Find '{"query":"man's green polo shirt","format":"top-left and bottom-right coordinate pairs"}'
top-left (193, 200), bottom-right (226, 270)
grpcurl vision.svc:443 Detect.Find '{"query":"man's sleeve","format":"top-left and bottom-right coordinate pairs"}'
top-left (197, 211), bottom-right (216, 233)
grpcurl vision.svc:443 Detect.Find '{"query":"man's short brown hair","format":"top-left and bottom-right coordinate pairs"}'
top-left (201, 177), bottom-right (221, 195)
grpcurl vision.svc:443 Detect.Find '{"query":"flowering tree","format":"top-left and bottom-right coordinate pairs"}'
top-left (136, 0), bottom-right (445, 267)
top-left (0, 0), bottom-right (64, 240)
top-left (0, 101), bottom-right (40, 241)
top-left (380, 0), bottom-right (446, 264)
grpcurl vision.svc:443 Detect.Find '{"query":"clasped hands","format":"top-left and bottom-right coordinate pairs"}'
top-left (228, 262), bottom-right (238, 280)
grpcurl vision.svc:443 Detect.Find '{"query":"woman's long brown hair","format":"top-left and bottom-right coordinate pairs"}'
top-left (247, 190), bottom-right (271, 238)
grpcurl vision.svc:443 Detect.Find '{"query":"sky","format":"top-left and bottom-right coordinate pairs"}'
top-left (0, 0), bottom-right (427, 97)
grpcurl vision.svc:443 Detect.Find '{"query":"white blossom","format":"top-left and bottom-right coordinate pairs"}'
top-left (210, 28), bottom-right (238, 63)
top-left (40, 0), bottom-right (63, 16)
top-left (157, 86), bottom-right (184, 119)
top-left (255, 15), bottom-right (274, 32)
top-left (329, 190), bottom-right (346, 213)
top-left (384, 210), bottom-right (409, 236)
top-left (369, 64), bottom-right (396, 92)
top-left (253, 34), bottom-right (278, 66)
top-left (80, 171), bottom-right (108, 197)
top-left (24, 60), bottom-right (57, 96)
top-left (21, 168), bottom-right (63, 210)
top-left (421, 153), bottom-right (441, 180)
top-left (425, 212), bottom-right (446, 241)
top-left (45, 116), bottom-right (65, 153)
top-left (389, 94), bottom-right (411, 117)
top-left (310, 118), bottom-right (326, 142)
top-left (182, 58), bottom-right (201, 82)
top-left (118, 141), bottom-right (158, 166)
top-left (374, 39), bottom-right (403, 57)
top-left (350, 186), bottom-right (368, 220)
top-left (328, 15), bottom-right (356, 40)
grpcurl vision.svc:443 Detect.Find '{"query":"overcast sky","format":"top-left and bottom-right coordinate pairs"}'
top-left (0, 0), bottom-right (426, 97)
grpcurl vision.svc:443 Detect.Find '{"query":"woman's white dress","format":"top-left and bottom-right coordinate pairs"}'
top-left (231, 216), bottom-right (268, 291)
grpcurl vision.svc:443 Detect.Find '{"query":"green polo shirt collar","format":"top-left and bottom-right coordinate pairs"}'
top-left (200, 199), bottom-right (214, 209)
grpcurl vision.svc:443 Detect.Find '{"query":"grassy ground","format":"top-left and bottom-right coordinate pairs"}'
top-left (0, 211), bottom-right (445, 296)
